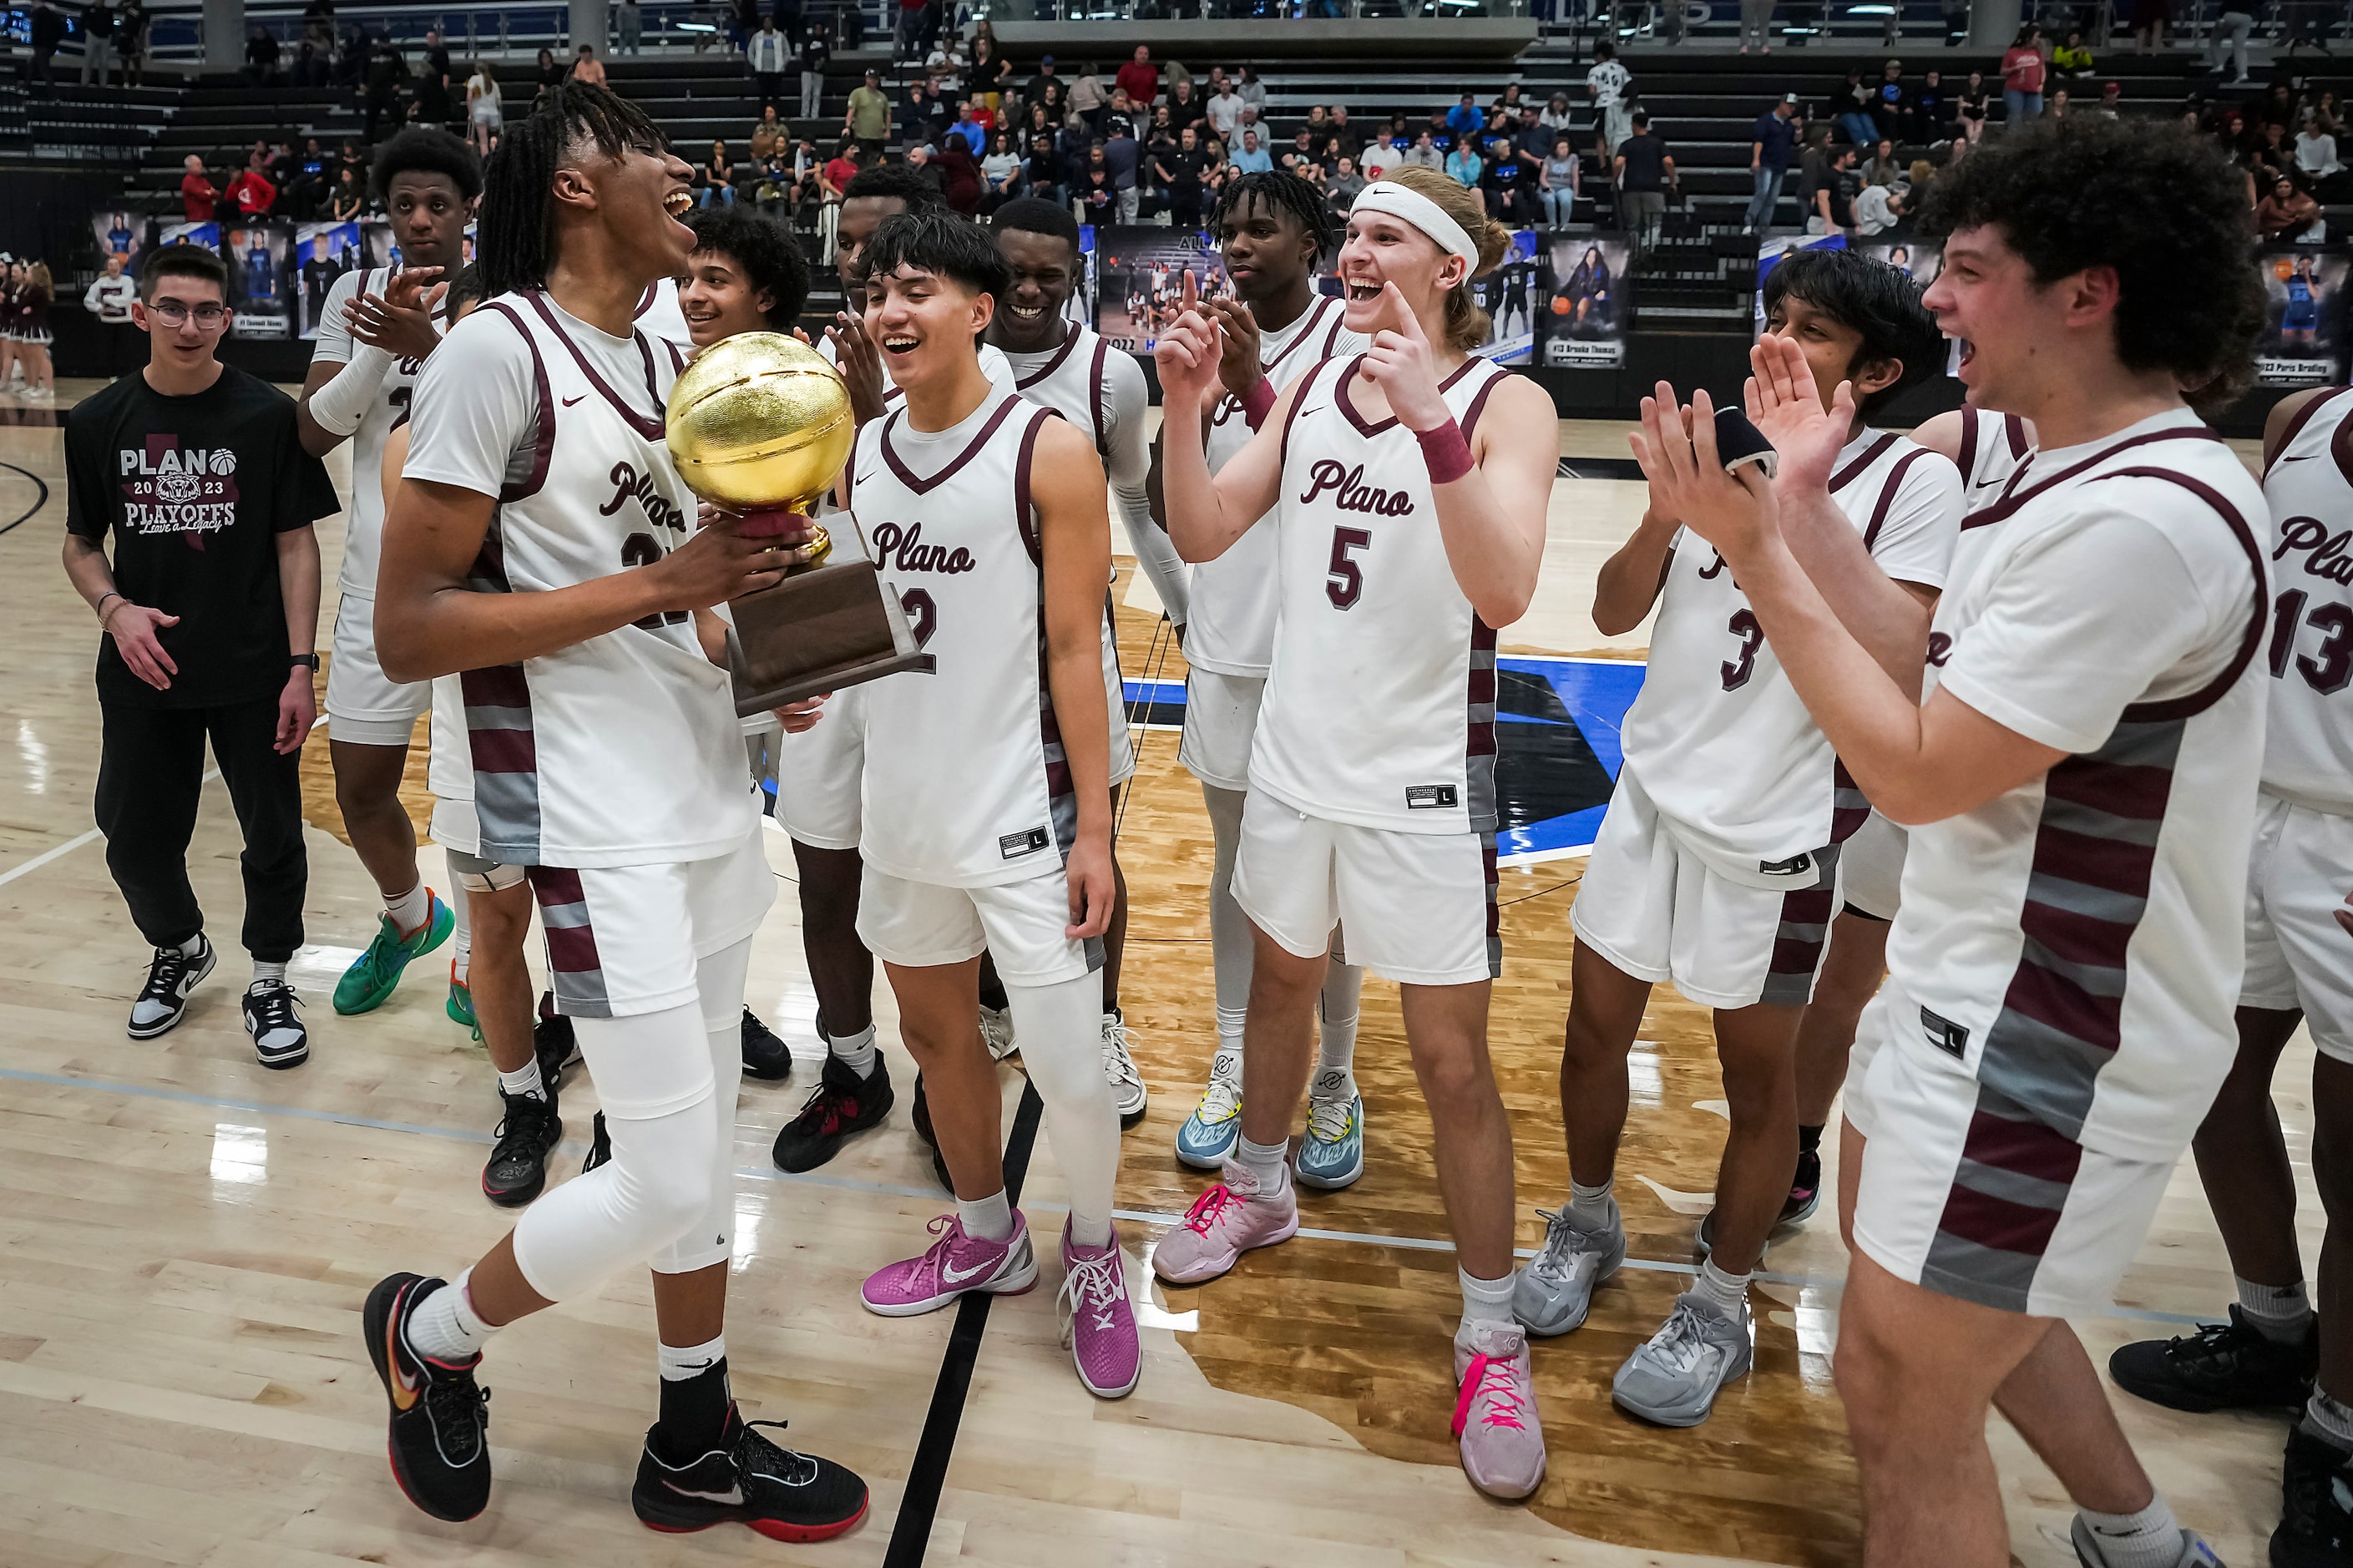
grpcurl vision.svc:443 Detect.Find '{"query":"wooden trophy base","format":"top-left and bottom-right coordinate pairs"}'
top-left (727, 557), bottom-right (934, 716)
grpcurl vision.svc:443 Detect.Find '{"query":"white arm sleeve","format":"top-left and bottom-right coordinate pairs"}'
top-left (1102, 352), bottom-right (1190, 625)
top-left (304, 342), bottom-right (397, 437)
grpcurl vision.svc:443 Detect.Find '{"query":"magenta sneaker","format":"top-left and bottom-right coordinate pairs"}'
top-left (1451, 1318), bottom-right (1546, 1500)
top-left (1058, 1222), bottom-right (1141, 1399)
top-left (861, 1212), bottom-right (1038, 1318)
top-left (1150, 1160), bottom-right (1299, 1286)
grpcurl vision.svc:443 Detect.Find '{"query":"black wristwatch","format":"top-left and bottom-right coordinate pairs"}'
top-left (291, 653), bottom-right (320, 670)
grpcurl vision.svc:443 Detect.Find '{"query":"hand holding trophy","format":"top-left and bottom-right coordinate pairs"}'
top-left (666, 332), bottom-right (934, 716)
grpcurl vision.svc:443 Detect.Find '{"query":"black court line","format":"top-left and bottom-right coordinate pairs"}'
top-left (881, 1080), bottom-right (1045, 1568)
top-left (0, 460), bottom-right (50, 536)
top-left (1559, 456), bottom-right (1645, 482)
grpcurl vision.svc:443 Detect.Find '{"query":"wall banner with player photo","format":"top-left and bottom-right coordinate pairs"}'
top-left (2255, 245), bottom-right (2350, 387)
top-left (92, 209), bottom-right (155, 273)
top-left (1092, 226), bottom-right (1230, 353)
top-left (1754, 235), bottom-right (1958, 378)
top-left (1541, 230), bottom-right (1629, 370)
top-left (1472, 230), bottom-right (1543, 367)
top-left (224, 222), bottom-right (296, 339)
top-left (292, 220), bottom-right (397, 338)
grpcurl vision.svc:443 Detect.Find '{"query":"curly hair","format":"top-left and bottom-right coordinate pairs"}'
top-left (687, 206), bottom-right (812, 329)
top-left (1918, 114), bottom-right (2262, 402)
top-left (370, 126), bottom-right (484, 202)
top-left (1761, 247), bottom-right (1946, 420)
top-left (841, 162), bottom-right (943, 210)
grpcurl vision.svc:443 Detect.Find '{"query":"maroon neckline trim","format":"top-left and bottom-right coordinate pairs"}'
top-left (524, 291), bottom-right (665, 439)
top-left (1334, 355), bottom-right (1485, 438)
top-left (1964, 425), bottom-right (2224, 531)
top-left (1829, 431), bottom-right (1898, 493)
top-left (881, 394), bottom-right (1026, 493)
top-left (1013, 323), bottom-right (1083, 390)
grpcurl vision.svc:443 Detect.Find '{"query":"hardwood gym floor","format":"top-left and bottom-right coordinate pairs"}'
top-left (0, 383), bottom-right (2310, 1566)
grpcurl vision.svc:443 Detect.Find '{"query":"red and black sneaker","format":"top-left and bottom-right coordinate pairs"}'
top-left (631, 1405), bottom-right (868, 1542)
top-left (772, 1054), bottom-right (895, 1172)
top-left (362, 1272), bottom-right (493, 1522)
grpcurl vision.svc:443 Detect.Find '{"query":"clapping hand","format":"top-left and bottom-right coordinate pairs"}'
top-left (1746, 332), bottom-right (1853, 498)
top-left (1628, 381), bottom-right (1779, 563)
top-left (1204, 294), bottom-right (1261, 398)
top-left (344, 265), bottom-right (446, 361)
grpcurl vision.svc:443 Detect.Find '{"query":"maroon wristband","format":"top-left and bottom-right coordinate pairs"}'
top-left (1237, 374), bottom-right (1277, 431)
top-left (1414, 417), bottom-right (1475, 485)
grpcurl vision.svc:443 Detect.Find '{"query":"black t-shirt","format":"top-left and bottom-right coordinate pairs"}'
top-left (1161, 146), bottom-right (1207, 188)
top-left (65, 366), bottom-right (339, 710)
top-left (1617, 131), bottom-right (1671, 191)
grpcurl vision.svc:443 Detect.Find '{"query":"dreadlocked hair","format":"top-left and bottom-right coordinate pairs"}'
top-left (477, 81), bottom-right (667, 298)
top-left (1210, 169), bottom-right (1341, 265)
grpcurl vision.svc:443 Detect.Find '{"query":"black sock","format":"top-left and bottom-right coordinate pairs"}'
top-left (976, 969), bottom-right (1009, 1014)
top-left (654, 1360), bottom-right (734, 1465)
top-left (1797, 1122), bottom-right (1824, 1156)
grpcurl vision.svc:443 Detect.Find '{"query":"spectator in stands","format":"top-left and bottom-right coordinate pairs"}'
top-left (1070, 59), bottom-right (1106, 128)
top-left (1495, 81), bottom-right (1524, 116)
top-left (893, 0), bottom-right (923, 62)
top-left (2297, 111), bottom-right (2345, 191)
top-left (1446, 93), bottom-right (1485, 144)
top-left (83, 253), bottom-right (137, 373)
top-left (924, 28), bottom-right (963, 99)
top-left (1743, 94), bottom-right (1798, 236)
top-left (179, 154), bottom-right (217, 223)
top-left (1614, 109), bottom-right (1674, 257)
top-left (244, 24), bottom-right (281, 85)
top-left (1906, 69), bottom-right (1946, 143)
top-left (1361, 129), bottom-right (1399, 180)
top-left (750, 103), bottom-right (783, 159)
top-left (2087, 80), bottom-right (2124, 118)
top-left (1586, 40), bottom-right (1630, 155)
top-left (284, 138), bottom-right (328, 217)
top-left (1403, 128), bottom-right (1442, 170)
top-left (935, 134), bottom-right (983, 214)
top-left (847, 68), bottom-right (890, 152)
top-left (1953, 69), bottom-right (1988, 143)
top-left (2000, 26), bottom-right (2045, 129)
top-left (1167, 78), bottom-right (1206, 139)
top-left (465, 62), bottom-right (500, 156)
top-left (728, 0), bottom-right (759, 53)
top-left (83, 0), bottom-right (116, 85)
top-left (746, 15), bottom-right (789, 112)
top-left (569, 43), bottom-right (605, 88)
top-left (2258, 172), bottom-right (2322, 238)
top-left (533, 47), bottom-right (563, 106)
top-left (2045, 87), bottom-right (2072, 120)
top-left (1480, 134), bottom-right (1536, 225)
top-left (1330, 104), bottom-right (1359, 158)
top-left (1864, 137), bottom-right (1902, 186)
top-left (1232, 127), bottom-right (1273, 175)
top-left (1233, 104), bottom-right (1265, 154)
top-left (1829, 68), bottom-right (1876, 146)
top-left (419, 29), bottom-right (453, 126)
top-left (617, 0), bottom-right (640, 53)
top-left (800, 25), bottom-right (827, 118)
top-left (982, 130), bottom-right (1024, 210)
top-left (1541, 134), bottom-right (1580, 225)
top-left (822, 138), bottom-right (861, 195)
top-left (1077, 154), bottom-right (1115, 222)
top-left (1513, 104), bottom-right (1550, 162)
top-left (1236, 64), bottom-right (1267, 117)
top-left (1539, 91), bottom-right (1574, 139)
top-left (328, 167), bottom-right (364, 221)
top-left (1445, 134), bottom-right (1481, 190)
top-left (696, 140), bottom-right (736, 206)
top-left (226, 150), bottom-right (276, 220)
top-left (1207, 76), bottom-right (1243, 142)
top-left (1869, 60), bottom-right (1910, 143)
top-left (115, 0), bottom-right (146, 85)
top-left (1739, 0), bottom-right (1774, 54)
top-left (25, 0), bottom-right (62, 93)
top-left (1809, 141), bottom-right (1860, 235)
top-left (1854, 178), bottom-right (1903, 235)
top-left (1280, 127), bottom-right (1315, 175)
top-left (969, 32), bottom-right (1009, 109)
top-left (364, 45), bottom-right (408, 139)
top-left (2052, 28), bottom-right (2094, 81)
top-left (960, 97), bottom-right (995, 153)
top-left (1024, 131), bottom-right (1061, 205)
top-left (1116, 44), bottom-right (1158, 109)
top-left (2132, 0), bottom-right (2169, 51)
top-left (1104, 117), bottom-right (1142, 221)
top-left (1105, 86), bottom-right (1141, 139)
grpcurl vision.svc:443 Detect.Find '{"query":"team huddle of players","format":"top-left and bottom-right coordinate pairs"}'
top-left (294, 93), bottom-right (2348, 1567)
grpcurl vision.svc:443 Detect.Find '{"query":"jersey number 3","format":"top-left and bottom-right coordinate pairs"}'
top-left (1327, 527), bottom-right (1371, 610)
top-left (1721, 609), bottom-right (1764, 690)
top-left (2270, 588), bottom-right (2353, 695)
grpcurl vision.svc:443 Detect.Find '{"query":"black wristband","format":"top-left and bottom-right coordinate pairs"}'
top-left (1714, 405), bottom-right (1779, 481)
top-left (291, 653), bottom-right (320, 670)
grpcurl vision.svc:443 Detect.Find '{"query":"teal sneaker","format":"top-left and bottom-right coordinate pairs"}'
top-left (1175, 1047), bottom-right (1243, 1170)
top-left (1293, 1067), bottom-right (1364, 1190)
top-left (447, 965), bottom-right (476, 1029)
top-left (334, 893), bottom-right (455, 1016)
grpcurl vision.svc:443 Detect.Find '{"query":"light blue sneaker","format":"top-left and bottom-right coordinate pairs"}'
top-left (1175, 1047), bottom-right (1243, 1170)
top-left (1293, 1067), bottom-right (1364, 1190)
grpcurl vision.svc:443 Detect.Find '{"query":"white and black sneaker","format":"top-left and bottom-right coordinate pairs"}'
top-left (242, 979), bottom-right (310, 1070)
top-left (128, 937), bottom-right (216, 1039)
top-left (1101, 1007), bottom-right (1148, 1127)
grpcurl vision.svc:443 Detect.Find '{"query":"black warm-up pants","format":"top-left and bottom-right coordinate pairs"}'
top-left (95, 695), bottom-right (306, 962)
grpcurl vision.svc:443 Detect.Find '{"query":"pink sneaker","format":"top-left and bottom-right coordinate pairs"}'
top-left (1150, 1161), bottom-right (1299, 1285)
top-left (1058, 1222), bottom-right (1141, 1399)
top-left (861, 1212), bottom-right (1038, 1317)
top-left (1451, 1319), bottom-right (1546, 1500)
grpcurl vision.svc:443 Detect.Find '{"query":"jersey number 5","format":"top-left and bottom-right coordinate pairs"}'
top-left (1721, 609), bottom-right (1764, 690)
top-left (1327, 526), bottom-right (1371, 610)
top-left (2270, 588), bottom-right (2353, 695)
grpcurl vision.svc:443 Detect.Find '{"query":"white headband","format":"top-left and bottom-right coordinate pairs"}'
top-left (1349, 180), bottom-right (1480, 269)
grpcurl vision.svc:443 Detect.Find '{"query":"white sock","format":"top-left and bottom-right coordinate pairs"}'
top-left (657, 1333), bottom-right (726, 1381)
top-left (1692, 1257), bottom-right (1751, 1320)
top-left (385, 880), bottom-right (433, 936)
top-left (2307, 1388), bottom-right (2353, 1453)
top-left (1214, 1006), bottom-right (1247, 1059)
top-left (176, 933), bottom-right (208, 959)
top-left (403, 1266), bottom-right (493, 1363)
top-left (1458, 1265), bottom-right (1516, 1331)
top-left (1567, 1177), bottom-right (1615, 1232)
top-left (958, 1187), bottom-right (1015, 1242)
top-left (827, 1022), bottom-right (878, 1077)
top-left (1233, 1132), bottom-right (1288, 1190)
top-left (251, 959), bottom-right (287, 986)
top-left (2076, 1495), bottom-right (2181, 1568)
top-left (2238, 1275), bottom-right (2315, 1342)
top-left (498, 1057), bottom-right (547, 1101)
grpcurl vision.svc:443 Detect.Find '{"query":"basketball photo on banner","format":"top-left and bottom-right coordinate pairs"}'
top-left (1541, 232), bottom-right (1628, 367)
top-left (1857, 239), bottom-right (1941, 286)
top-left (225, 224), bottom-right (294, 339)
top-left (1473, 230), bottom-right (1543, 365)
top-left (91, 210), bottom-right (145, 269)
top-left (1094, 225), bottom-right (1229, 352)
top-left (2255, 245), bottom-right (2350, 384)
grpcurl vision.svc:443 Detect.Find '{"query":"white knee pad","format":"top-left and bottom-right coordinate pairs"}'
top-left (1009, 969), bottom-right (1120, 1239)
top-left (648, 935), bottom-right (754, 1277)
top-left (445, 843), bottom-right (527, 894)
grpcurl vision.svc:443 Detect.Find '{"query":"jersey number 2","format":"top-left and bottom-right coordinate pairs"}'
top-left (2270, 588), bottom-right (2353, 694)
top-left (900, 588), bottom-right (938, 649)
top-left (621, 534), bottom-right (690, 630)
top-left (1721, 609), bottom-right (1763, 690)
top-left (1326, 527), bottom-right (1371, 610)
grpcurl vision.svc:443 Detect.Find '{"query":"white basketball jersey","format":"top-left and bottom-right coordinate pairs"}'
top-left (1889, 411), bottom-right (2270, 1161)
top-left (635, 276), bottom-right (691, 348)
top-left (1249, 353), bottom-right (1512, 835)
top-left (1620, 428), bottom-right (1962, 885)
top-left (2257, 385), bottom-right (2353, 814)
top-left (442, 291), bottom-right (753, 867)
top-left (850, 392), bottom-right (1079, 887)
top-left (316, 266), bottom-right (444, 603)
top-left (818, 331), bottom-right (1019, 405)
top-left (1188, 294), bottom-right (1364, 678)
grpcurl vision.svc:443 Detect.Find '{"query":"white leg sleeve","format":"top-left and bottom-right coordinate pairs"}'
top-left (1202, 783), bottom-right (1252, 1019)
top-left (509, 1000), bottom-right (720, 1302)
top-left (1009, 969), bottom-right (1120, 1246)
top-left (649, 936), bottom-right (752, 1277)
top-left (444, 853), bottom-right (472, 977)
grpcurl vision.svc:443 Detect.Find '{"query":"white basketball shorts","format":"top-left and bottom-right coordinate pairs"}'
top-left (527, 826), bottom-right (776, 1019)
top-left (1840, 811), bottom-right (1907, 923)
top-left (1102, 621), bottom-right (1137, 790)
top-left (2241, 791), bottom-right (2353, 1064)
top-left (857, 864), bottom-right (1105, 987)
top-left (1231, 790), bottom-right (1499, 986)
top-left (326, 593), bottom-right (432, 746)
top-left (1177, 666), bottom-right (1262, 793)
top-left (1571, 768), bottom-right (1842, 1010)
top-left (1845, 998), bottom-right (2174, 1320)
top-left (776, 683), bottom-right (867, 852)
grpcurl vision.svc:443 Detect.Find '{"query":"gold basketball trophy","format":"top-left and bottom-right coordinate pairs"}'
top-left (666, 332), bottom-right (933, 717)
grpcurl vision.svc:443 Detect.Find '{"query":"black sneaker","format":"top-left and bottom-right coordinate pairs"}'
top-left (2275, 1426), bottom-right (2353, 1566)
top-left (534, 999), bottom-right (579, 1087)
top-left (772, 1054), bottom-right (895, 1173)
top-left (128, 937), bottom-right (215, 1039)
top-left (631, 1405), bottom-right (868, 1542)
top-left (741, 1008), bottom-right (793, 1081)
top-left (584, 1109), bottom-right (611, 1174)
top-left (482, 1089), bottom-right (563, 1206)
top-left (2110, 1306), bottom-right (2318, 1413)
top-left (242, 979), bottom-right (310, 1070)
top-left (362, 1272), bottom-right (493, 1522)
top-left (1782, 1147), bottom-right (1823, 1227)
top-left (908, 1073), bottom-right (953, 1191)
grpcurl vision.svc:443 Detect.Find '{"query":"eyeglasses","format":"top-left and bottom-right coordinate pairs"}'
top-left (149, 300), bottom-right (230, 327)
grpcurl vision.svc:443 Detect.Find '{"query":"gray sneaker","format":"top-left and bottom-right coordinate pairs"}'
top-left (1612, 1292), bottom-right (1753, 1427)
top-left (1512, 1202), bottom-right (1626, 1337)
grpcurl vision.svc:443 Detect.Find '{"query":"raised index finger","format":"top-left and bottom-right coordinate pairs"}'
top-left (1182, 268), bottom-right (1199, 314)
